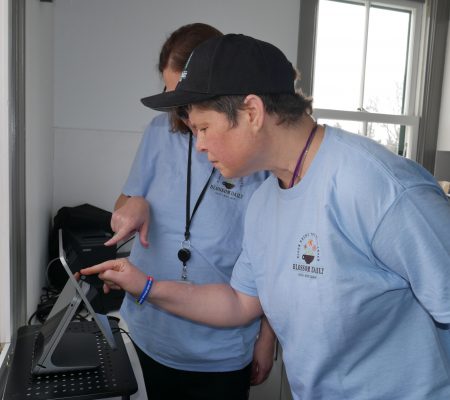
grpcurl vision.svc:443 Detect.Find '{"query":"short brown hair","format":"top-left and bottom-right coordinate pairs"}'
top-left (186, 91), bottom-right (313, 128)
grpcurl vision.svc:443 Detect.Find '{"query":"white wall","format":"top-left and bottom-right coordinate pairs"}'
top-left (26, 0), bottom-right (54, 315)
top-left (52, 0), bottom-right (301, 213)
top-left (437, 17), bottom-right (450, 151)
top-left (53, 128), bottom-right (141, 212)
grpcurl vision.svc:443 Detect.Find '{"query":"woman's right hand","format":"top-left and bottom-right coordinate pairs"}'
top-left (81, 258), bottom-right (147, 296)
top-left (105, 195), bottom-right (150, 248)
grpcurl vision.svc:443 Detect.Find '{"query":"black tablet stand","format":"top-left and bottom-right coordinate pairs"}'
top-left (4, 319), bottom-right (137, 400)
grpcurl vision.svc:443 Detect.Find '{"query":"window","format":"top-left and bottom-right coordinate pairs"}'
top-left (310, 0), bottom-right (424, 158)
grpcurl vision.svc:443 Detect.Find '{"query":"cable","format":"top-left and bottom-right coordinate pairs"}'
top-left (118, 327), bottom-right (132, 342)
top-left (109, 326), bottom-right (132, 342)
top-left (28, 286), bottom-right (61, 325)
top-left (45, 257), bottom-right (61, 286)
top-left (116, 235), bottom-right (135, 252)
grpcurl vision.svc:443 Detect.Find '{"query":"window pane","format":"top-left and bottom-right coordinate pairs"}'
top-left (318, 119), bottom-right (363, 135)
top-left (318, 119), bottom-right (405, 156)
top-left (313, 0), bottom-right (365, 110)
top-left (364, 7), bottom-right (410, 114)
top-left (367, 122), bottom-right (404, 154)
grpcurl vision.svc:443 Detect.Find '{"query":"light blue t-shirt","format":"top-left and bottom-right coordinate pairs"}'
top-left (231, 126), bottom-right (450, 399)
top-left (120, 113), bottom-right (267, 371)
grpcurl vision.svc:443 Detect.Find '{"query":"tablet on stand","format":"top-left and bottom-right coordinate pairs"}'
top-left (31, 229), bottom-right (117, 375)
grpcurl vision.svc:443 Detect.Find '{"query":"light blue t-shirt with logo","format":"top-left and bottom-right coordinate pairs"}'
top-left (120, 113), bottom-right (267, 371)
top-left (231, 126), bottom-right (450, 399)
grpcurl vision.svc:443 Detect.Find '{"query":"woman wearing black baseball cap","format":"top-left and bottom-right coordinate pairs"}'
top-left (84, 34), bottom-right (450, 400)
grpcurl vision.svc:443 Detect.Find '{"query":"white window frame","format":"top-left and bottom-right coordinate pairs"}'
top-left (311, 0), bottom-right (425, 159)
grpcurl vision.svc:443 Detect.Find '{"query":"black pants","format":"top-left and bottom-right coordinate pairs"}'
top-left (134, 343), bottom-right (252, 400)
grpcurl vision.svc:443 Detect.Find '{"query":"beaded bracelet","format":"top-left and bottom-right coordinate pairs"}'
top-left (136, 275), bottom-right (154, 305)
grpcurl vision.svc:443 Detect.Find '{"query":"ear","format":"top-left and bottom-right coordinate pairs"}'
top-left (243, 95), bottom-right (265, 132)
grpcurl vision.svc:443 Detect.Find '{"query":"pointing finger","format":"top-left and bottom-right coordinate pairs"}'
top-left (80, 259), bottom-right (123, 275)
top-left (104, 228), bottom-right (133, 247)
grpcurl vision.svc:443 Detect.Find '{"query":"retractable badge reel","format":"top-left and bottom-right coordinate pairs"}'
top-left (178, 240), bottom-right (192, 283)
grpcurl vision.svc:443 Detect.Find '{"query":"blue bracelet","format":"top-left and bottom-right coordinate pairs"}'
top-left (136, 276), bottom-right (154, 305)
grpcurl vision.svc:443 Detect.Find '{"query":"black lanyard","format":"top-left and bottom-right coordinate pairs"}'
top-left (177, 132), bottom-right (215, 280)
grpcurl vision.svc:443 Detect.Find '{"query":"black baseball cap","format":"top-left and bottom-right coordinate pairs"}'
top-left (141, 34), bottom-right (296, 111)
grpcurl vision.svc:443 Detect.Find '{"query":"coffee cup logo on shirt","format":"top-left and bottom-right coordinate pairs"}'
top-left (293, 233), bottom-right (325, 279)
top-left (209, 176), bottom-right (244, 200)
top-left (222, 179), bottom-right (235, 190)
